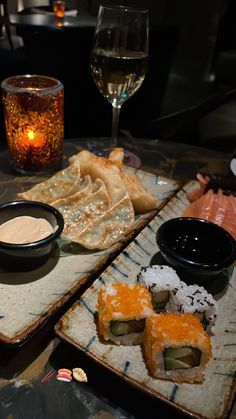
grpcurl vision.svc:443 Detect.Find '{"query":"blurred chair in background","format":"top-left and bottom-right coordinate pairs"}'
top-left (0, 1), bottom-right (31, 146)
top-left (125, 0), bottom-right (236, 153)
top-left (0, 0), bottom-right (14, 50)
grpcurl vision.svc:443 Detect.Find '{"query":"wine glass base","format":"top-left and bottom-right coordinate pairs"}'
top-left (123, 150), bottom-right (142, 168)
top-left (92, 148), bottom-right (141, 168)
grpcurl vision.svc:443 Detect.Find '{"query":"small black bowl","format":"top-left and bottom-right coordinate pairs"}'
top-left (156, 217), bottom-right (236, 292)
top-left (0, 200), bottom-right (64, 271)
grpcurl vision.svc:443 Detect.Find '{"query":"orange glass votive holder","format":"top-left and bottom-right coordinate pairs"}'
top-left (1, 75), bottom-right (64, 175)
top-left (53, 0), bottom-right (65, 19)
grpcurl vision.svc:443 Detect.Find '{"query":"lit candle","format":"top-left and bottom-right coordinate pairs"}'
top-left (22, 128), bottom-right (46, 149)
top-left (1, 75), bottom-right (64, 175)
top-left (53, 0), bottom-right (65, 19)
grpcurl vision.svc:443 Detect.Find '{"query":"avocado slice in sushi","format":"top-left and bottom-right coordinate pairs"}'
top-left (110, 319), bottom-right (145, 336)
top-left (164, 346), bottom-right (201, 370)
top-left (164, 358), bottom-right (191, 370)
top-left (152, 291), bottom-right (169, 312)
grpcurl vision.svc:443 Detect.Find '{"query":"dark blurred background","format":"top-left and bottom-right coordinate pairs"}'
top-left (1, 0), bottom-right (236, 152)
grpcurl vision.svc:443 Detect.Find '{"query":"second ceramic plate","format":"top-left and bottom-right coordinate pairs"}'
top-left (55, 181), bottom-right (236, 419)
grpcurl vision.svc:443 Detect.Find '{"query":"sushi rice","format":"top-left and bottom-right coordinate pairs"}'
top-left (137, 265), bottom-right (217, 333)
top-left (166, 282), bottom-right (218, 333)
top-left (137, 265), bottom-right (181, 312)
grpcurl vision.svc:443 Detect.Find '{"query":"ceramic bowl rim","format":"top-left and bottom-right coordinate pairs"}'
top-left (156, 217), bottom-right (236, 271)
top-left (0, 200), bottom-right (64, 249)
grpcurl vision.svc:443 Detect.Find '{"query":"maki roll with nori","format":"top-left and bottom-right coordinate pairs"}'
top-left (138, 265), bottom-right (180, 312)
top-left (97, 283), bottom-right (153, 345)
top-left (166, 282), bottom-right (217, 333)
top-left (145, 313), bottom-right (212, 383)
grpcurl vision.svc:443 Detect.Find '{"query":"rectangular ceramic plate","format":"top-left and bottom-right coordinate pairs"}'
top-left (55, 181), bottom-right (236, 419)
top-left (0, 167), bottom-right (179, 346)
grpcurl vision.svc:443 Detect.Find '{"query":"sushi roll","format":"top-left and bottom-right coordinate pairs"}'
top-left (138, 265), bottom-right (180, 312)
top-left (166, 282), bottom-right (217, 333)
top-left (145, 313), bottom-right (212, 383)
top-left (97, 283), bottom-right (153, 345)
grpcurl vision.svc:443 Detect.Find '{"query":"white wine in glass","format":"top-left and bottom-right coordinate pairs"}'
top-left (91, 5), bottom-right (149, 150)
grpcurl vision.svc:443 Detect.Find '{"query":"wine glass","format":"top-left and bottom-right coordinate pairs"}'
top-left (90, 5), bottom-right (149, 153)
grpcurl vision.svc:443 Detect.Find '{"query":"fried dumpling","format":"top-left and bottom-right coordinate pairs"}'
top-left (71, 192), bottom-right (135, 249)
top-left (50, 175), bottom-right (93, 207)
top-left (108, 147), bottom-right (125, 168)
top-left (108, 148), bottom-right (157, 212)
top-left (68, 150), bottom-right (127, 204)
top-left (121, 171), bottom-right (157, 213)
top-left (17, 161), bottom-right (81, 203)
top-left (57, 178), bottom-right (111, 239)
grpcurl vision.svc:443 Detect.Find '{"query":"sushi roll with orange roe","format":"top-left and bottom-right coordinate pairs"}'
top-left (145, 313), bottom-right (212, 383)
top-left (97, 283), bottom-right (153, 345)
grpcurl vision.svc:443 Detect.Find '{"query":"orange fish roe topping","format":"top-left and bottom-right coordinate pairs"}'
top-left (97, 283), bottom-right (153, 321)
top-left (146, 313), bottom-right (212, 355)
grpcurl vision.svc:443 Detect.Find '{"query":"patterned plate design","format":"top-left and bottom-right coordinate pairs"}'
top-left (55, 181), bottom-right (236, 419)
top-left (0, 167), bottom-right (179, 346)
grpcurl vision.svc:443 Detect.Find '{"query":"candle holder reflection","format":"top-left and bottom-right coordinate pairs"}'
top-left (1, 75), bottom-right (64, 175)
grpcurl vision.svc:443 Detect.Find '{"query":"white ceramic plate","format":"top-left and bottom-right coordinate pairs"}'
top-left (0, 167), bottom-right (179, 346)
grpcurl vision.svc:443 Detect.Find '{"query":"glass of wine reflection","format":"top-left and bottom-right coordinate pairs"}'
top-left (90, 5), bottom-right (149, 154)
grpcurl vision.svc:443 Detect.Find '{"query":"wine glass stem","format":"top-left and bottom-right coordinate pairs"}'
top-left (111, 105), bottom-right (121, 148)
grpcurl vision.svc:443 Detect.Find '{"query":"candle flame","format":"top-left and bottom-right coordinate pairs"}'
top-left (27, 129), bottom-right (35, 141)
